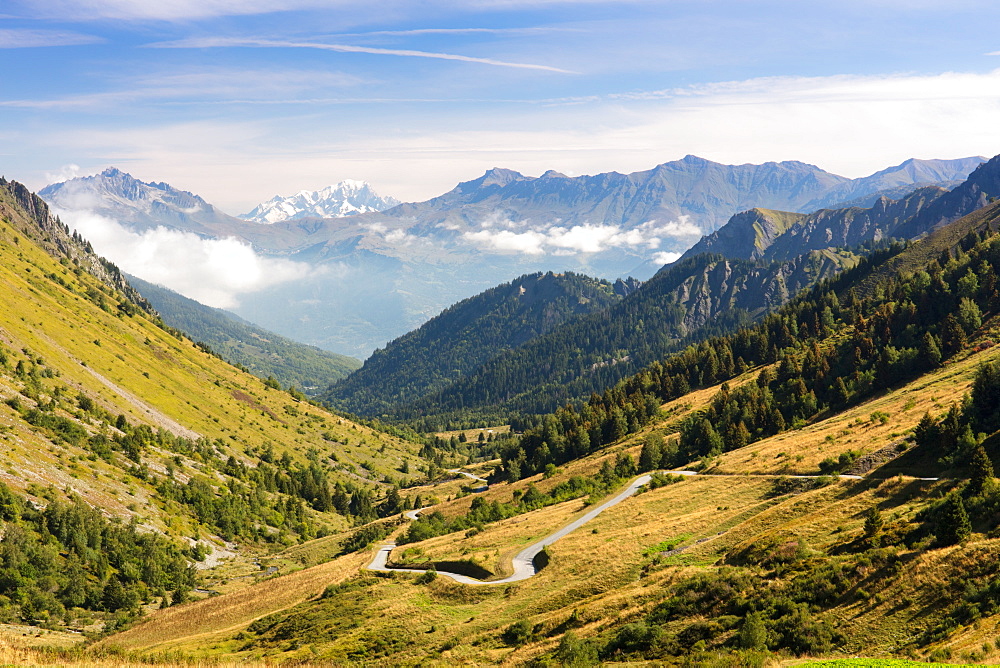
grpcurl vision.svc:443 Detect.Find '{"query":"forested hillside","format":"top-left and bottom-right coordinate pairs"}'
top-left (395, 248), bottom-right (864, 428)
top-left (682, 187), bottom-right (943, 263)
top-left (501, 198), bottom-right (1000, 480)
top-left (325, 271), bottom-right (633, 417)
top-left (336, 158), bottom-right (1000, 430)
top-left (683, 155), bottom-right (1000, 266)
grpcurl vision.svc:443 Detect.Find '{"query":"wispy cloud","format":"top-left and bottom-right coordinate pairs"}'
top-left (45, 164), bottom-right (82, 184)
top-left (14, 0), bottom-right (338, 21)
top-left (14, 0), bottom-right (623, 21)
top-left (0, 28), bottom-right (101, 48)
top-left (329, 27), bottom-right (579, 37)
top-left (152, 37), bottom-right (575, 73)
top-left (0, 66), bottom-right (365, 110)
top-left (29, 68), bottom-right (1000, 213)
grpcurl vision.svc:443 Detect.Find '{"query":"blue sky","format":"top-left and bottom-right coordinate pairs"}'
top-left (4, 0), bottom-right (1000, 213)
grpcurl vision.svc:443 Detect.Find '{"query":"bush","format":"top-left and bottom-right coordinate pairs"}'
top-left (502, 619), bottom-right (533, 646)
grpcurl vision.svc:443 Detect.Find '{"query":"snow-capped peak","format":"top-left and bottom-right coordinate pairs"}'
top-left (240, 180), bottom-right (401, 224)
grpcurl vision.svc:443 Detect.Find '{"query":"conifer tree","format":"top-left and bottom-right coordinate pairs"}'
top-left (920, 332), bottom-right (942, 368)
top-left (968, 361), bottom-right (1000, 434)
top-left (638, 434), bottom-right (662, 473)
top-left (864, 506), bottom-right (884, 545)
top-left (939, 493), bottom-right (972, 545)
top-left (969, 444), bottom-right (995, 497)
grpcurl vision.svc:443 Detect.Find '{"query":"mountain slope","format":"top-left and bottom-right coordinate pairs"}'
top-left (39, 167), bottom-right (251, 239)
top-left (801, 155), bottom-right (984, 210)
top-left (125, 275), bottom-right (361, 391)
top-left (0, 177), bottom-right (422, 635)
top-left (389, 248), bottom-right (862, 425)
top-left (682, 186), bottom-right (946, 263)
top-left (326, 272), bottom-right (634, 417)
top-left (240, 180), bottom-right (400, 224)
top-left (388, 155), bottom-right (982, 238)
top-left (334, 157), bottom-right (1000, 426)
top-left (683, 155), bottom-right (1000, 267)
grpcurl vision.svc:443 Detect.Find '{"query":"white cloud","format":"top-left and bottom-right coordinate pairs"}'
top-left (653, 251), bottom-right (681, 265)
top-left (16, 0), bottom-right (631, 21)
top-left (334, 27), bottom-right (578, 38)
top-left (463, 217), bottom-right (702, 256)
top-left (464, 228), bottom-right (548, 254)
top-left (57, 209), bottom-right (317, 309)
top-left (0, 66), bottom-right (365, 110)
top-left (27, 68), bottom-right (1000, 213)
top-left (153, 37), bottom-right (574, 73)
top-left (44, 163), bottom-right (81, 184)
top-left (383, 229), bottom-right (418, 244)
top-left (17, 0), bottom-right (341, 21)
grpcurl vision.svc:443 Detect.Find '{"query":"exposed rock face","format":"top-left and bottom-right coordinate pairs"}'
top-left (682, 155), bottom-right (1000, 267)
top-left (39, 167), bottom-right (247, 239)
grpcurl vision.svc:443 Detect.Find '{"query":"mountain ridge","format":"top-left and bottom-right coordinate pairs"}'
top-left (331, 155), bottom-right (1000, 426)
top-left (37, 155), bottom-right (985, 358)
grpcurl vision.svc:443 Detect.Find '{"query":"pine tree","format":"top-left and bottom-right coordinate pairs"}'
top-left (941, 314), bottom-right (967, 356)
top-left (968, 360), bottom-right (1000, 434)
top-left (864, 506), bottom-right (884, 545)
top-left (969, 444), bottom-right (995, 497)
top-left (939, 493), bottom-right (972, 546)
top-left (832, 377), bottom-right (850, 406)
top-left (919, 332), bottom-right (942, 369)
top-left (638, 434), bottom-right (663, 472)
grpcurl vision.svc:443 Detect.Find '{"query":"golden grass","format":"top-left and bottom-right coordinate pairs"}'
top-left (0, 639), bottom-right (337, 667)
top-left (10, 187), bottom-right (1000, 663)
top-left (96, 552), bottom-right (370, 654)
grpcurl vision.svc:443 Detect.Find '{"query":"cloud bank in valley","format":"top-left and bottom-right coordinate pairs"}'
top-left (57, 209), bottom-right (317, 309)
top-left (463, 216), bottom-right (702, 256)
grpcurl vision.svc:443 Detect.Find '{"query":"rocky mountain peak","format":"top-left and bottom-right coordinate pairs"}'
top-left (239, 180), bottom-right (400, 224)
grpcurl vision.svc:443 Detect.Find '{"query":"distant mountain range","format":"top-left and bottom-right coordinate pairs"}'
top-left (325, 155), bottom-right (1000, 426)
top-left (240, 181), bottom-right (400, 224)
top-left (39, 155), bottom-right (985, 357)
top-left (684, 155), bottom-right (1000, 264)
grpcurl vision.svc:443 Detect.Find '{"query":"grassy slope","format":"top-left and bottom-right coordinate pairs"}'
top-left (0, 187), bottom-right (420, 543)
top-left (99, 332), bottom-right (1000, 665)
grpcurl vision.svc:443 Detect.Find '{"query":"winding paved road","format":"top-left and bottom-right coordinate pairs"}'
top-left (366, 469), bottom-right (939, 585)
top-left (367, 473), bottom-right (654, 584)
top-left (447, 468), bottom-right (489, 484)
